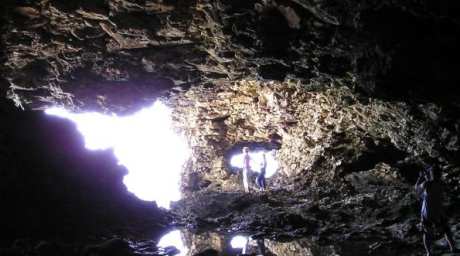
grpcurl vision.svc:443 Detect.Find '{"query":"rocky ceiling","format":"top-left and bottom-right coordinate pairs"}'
top-left (2, 0), bottom-right (460, 113)
top-left (2, 0), bottom-right (460, 256)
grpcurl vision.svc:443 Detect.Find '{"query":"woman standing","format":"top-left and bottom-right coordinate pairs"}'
top-left (242, 147), bottom-right (251, 193)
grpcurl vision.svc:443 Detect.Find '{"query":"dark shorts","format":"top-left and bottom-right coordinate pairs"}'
top-left (421, 216), bottom-right (449, 236)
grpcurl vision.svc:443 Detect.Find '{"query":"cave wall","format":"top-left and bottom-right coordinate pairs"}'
top-left (170, 79), bottom-right (459, 193)
top-left (169, 79), bottom-right (460, 255)
top-left (2, 0), bottom-right (460, 255)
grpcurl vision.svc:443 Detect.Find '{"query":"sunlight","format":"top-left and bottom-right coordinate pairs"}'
top-left (230, 150), bottom-right (278, 177)
top-left (230, 235), bottom-right (248, 249)
top-left (158, 230), bottom-right (188, 256)
top-left (45, 101), bottom-right (190, 209)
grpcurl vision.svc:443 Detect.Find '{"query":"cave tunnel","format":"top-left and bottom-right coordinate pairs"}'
top-left (2, 0), bottom-right (460, 256)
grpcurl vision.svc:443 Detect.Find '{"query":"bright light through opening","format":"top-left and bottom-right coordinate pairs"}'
top-left (45, 101), bottom-right (190, 209)
top-left (231, 235), bottom-right (248, 249)
top-left (230, 150), bottom-right (278, 178)
top-left (158, 230), bottom-right (188, 256)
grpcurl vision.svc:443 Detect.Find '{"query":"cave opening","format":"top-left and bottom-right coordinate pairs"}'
top-left (227, 142), bottom-right (280, 179)
top-left (230, 235), bottom-right (248, 251)
top-left (44, 101), bottom-right (190, 209)
top-left (230, 149), bottom-right (279, 178)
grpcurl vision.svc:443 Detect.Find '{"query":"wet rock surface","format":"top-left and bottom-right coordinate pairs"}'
top-left (172, 185), bottom-right (459, 255)
top-left (168, 80), bottom-right (460, 255)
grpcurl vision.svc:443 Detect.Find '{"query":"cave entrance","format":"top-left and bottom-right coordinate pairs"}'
top-left (228, 143), bottom-right (279, 178)
top-left (230, 235), bottom-right (248, 253)
top-left (45, 101), bottom-right (190, 209)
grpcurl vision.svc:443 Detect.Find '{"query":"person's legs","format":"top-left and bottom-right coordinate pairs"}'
top-left (444, 232), bottom-right (455, 252)
top-left (241, 237), bottom-right (248, 254)
top-left (423, 232), bottom-right (433, 256)
top-left (256, 175), bottom-right (264, 191)
top-left (440, 221), bottom-right (455, 252)
top-left (255, 175), bottom-right (261, 189)
top-left (243, 169), bottom-right (249, 193)
top-left (422, 220), bottom-right (433, 256)
top-left (256, 239), bottom-right (266, 255)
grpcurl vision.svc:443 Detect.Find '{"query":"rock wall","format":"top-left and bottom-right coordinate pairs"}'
top-left (266, 239), bottom-right (337, 256)
top-left (170, 79), bottom-right (460, 255)
top-left (170, 79), bottom-right (459, 193)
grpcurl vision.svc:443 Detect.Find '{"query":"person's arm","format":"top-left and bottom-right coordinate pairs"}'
top-left (415, 175), bottom-right (422, 190)
top-left (415, 175), bottom-right (425, 197)
top-left (260, 158), bottom-right (266, 170)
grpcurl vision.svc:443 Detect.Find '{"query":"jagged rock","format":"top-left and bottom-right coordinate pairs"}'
top-left (2, 1), bottom-right (460, 255)
top-left (2, 0), bottom-right (460, 113)
top-left (266, 239), bottom-right (337, 256)
top-left (169, 80), bottom-right (455, 195)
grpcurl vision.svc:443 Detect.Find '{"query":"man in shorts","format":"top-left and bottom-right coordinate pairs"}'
top-left (415, 165), bottom-right (456, 256)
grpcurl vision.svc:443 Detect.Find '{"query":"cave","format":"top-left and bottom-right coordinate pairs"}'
top-left (1, 1), bottom-right (460, 256)
top-left (44, 101), bottom-right (190, 209)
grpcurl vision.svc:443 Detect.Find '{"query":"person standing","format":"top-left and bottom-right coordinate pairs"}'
top-left (415, 165), bottom-right (456, 256)
top-left (256, 152), bottom-right (267, 191)
top-left (242, 147), bottom-right (251, 193)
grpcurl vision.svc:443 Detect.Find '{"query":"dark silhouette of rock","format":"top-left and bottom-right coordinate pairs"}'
top-left (193, 248), bottom-right (219, 256)
top-left (82, 238), bottom-right (133, 256)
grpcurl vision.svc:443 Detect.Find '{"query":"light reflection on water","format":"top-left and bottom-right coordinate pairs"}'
top-left (158, 230), bottom-right (187, 256)
top-left (156, 230), bottom-right (270, 256)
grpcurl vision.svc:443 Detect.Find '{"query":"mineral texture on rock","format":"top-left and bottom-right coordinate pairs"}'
top-left (169, 80), bottom-right (460, 255)
top-left (1, 0), bottom-right (460, 255)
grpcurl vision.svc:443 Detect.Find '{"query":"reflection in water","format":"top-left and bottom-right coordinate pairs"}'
top-left (158, 230), bottom-right (188, 256)
top-left (156, 229), bottom-right (332, 256)
top-left (178, 231), bottom-right (271, 256)
top-left (156, 228), bottom-right (323, 256)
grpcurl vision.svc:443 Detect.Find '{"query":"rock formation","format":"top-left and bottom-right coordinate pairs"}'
top-left (1, 0), bottom-right (460, 255)
top-left (169, 81), bottom-right (460, 255)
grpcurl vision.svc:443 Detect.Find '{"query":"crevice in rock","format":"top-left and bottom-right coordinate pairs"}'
top-left (341, 138), bottom-right (407, 176)
top-left (257, 63), bottom-right (290, 81)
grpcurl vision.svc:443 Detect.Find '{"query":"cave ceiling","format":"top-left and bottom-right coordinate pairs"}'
top-left (2, 0), bottom-right (460, 114)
